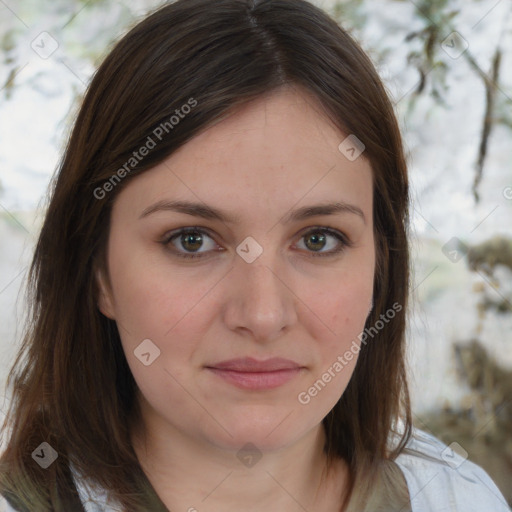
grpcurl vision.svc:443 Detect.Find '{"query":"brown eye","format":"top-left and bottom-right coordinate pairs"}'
top-left (180, 231), bottom-right (204, 252)
top-left (304, 231), bottom-right (327, 251)
top-left (162, 227), bottom-right (219, 259)
top-left (296, 227), bottom-right (352, 257)
top-left (161, 225), bottom-right (352, 261)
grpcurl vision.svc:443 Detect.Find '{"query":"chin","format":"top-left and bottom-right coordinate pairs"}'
top-left (206, 410), bottom-right (314, 454)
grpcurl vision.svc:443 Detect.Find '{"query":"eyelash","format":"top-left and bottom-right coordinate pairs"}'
top-left (160, 226), bottom-right (353, 260)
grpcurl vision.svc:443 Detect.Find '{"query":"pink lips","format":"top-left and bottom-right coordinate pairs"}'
top-left (206, 357), bottom-right (303, 390)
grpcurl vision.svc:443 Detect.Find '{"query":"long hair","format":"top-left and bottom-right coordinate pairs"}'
top-left (0, 0), bottom-right (411, 510)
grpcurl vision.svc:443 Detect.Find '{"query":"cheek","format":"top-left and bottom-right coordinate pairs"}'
top-left (303, 266), bottom-right (374, 346)
top-left (105, 242), bottom-right (217, 364)
top-left (106, 253), bottom-right (215, 419)
top-left (295, 292), bottom-right (370, 419)
top-left (315, 285), bottom-right (370, 378)
top-left (297, 259), bottom-right (374, 399)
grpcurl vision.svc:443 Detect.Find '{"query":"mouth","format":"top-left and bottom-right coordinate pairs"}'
top-left (205, 357), bottom-right (304, 390)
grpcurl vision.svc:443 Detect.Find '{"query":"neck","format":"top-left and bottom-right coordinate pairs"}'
top-left (130, 400), bottom-right (348, 511)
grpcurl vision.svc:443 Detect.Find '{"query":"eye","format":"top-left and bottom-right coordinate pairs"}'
top-left (294, 226), bottom-right (352, 257)
top-left (161, 227), bottom-right (220, 259)
top-left (161, 226), bottom-right (352, 260)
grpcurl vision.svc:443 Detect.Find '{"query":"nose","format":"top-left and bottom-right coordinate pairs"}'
top-left (221, 255), bottom-right (298, 344)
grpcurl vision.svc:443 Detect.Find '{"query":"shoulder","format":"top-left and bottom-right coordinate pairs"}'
top-left (0, 495), bottom-right (16, 512)
top-left (0, 467), bottom-right (121, 512)
top-left (70, 464), bottom-right (124, 512)
top-left (394, 428), bottom-right (510, 511)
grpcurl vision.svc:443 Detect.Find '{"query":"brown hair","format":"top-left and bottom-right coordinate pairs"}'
top-left (0, 0), bottom-right (411, 510)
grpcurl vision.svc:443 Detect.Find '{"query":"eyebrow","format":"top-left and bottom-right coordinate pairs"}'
top-left (139, 199), bottom-right (366, 225)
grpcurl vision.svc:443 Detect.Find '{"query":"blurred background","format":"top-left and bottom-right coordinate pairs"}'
top-left (1, 0), bottom-right (511, 505)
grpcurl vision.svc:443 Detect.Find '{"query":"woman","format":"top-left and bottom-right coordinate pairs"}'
top-left (0, 0), bottom-right (508, 510)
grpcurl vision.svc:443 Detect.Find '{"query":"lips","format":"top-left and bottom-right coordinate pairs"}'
top-left (207, 357), bottom-right (302, 372)
top-left (205, 357), bottom-right (304, 390)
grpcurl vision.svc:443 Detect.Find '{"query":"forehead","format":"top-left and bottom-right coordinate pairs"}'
top-left (188, 85), bottom-right (348, 167)
top-left (113, 85), bottom-right (373, 224)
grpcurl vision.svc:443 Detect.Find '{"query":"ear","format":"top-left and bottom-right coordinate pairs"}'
top-left (95, 267), bottom-right (116, 320)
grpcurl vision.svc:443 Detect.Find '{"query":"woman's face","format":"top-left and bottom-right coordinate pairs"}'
top-left (97, 85), bottom-right (375, 453)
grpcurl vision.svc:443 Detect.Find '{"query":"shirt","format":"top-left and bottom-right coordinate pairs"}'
top-left (1, 428), bottom-right (510, 511)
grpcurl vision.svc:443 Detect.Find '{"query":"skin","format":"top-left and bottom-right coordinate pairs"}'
top-left (97, 84), bottom-right (375, 511)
